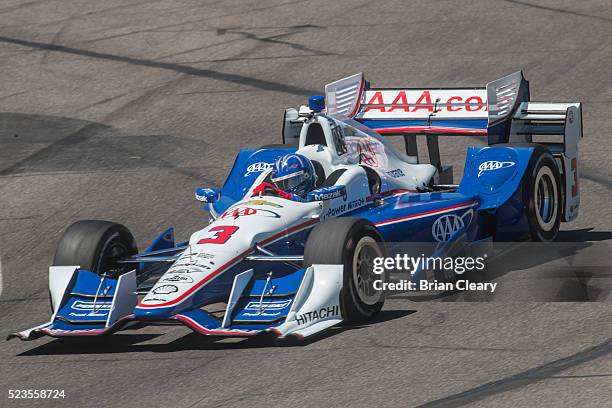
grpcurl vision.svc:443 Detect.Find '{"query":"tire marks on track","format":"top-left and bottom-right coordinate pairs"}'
top-left (417, 337), bottom-right (612, 407)
top-left (0, 35), bottom-right (319, 97)
top-left (503, 0), bottom-right (612, 24)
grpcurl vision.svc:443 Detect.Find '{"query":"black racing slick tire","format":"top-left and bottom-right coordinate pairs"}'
top-left (53, 220), bottom-right (138, 278)
top-left (303, 218), bottom-right (386, 322)
top-left (523, 147), bottom-right (562, 242)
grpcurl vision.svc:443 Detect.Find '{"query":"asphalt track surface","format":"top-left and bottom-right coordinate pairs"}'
top-left (0, 1), bottom-right (611, 407)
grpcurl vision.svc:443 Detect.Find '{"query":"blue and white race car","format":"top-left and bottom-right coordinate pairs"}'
top-left (8, 71), bottom-right (582, 342)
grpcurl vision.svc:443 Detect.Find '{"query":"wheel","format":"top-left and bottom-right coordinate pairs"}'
top-left (523, 147), bottom-right (562, 242)
top-left (53, 220), bottom-right (138, 278)
top-left (303, 218), bottom-right (386, 322)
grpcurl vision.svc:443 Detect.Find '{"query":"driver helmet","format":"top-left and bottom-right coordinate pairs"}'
top-left (270, 153), bottom-right (316, 197)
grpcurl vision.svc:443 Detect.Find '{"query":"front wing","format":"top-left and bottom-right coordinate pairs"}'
top-left (7, 264), bottom-right (344, 342)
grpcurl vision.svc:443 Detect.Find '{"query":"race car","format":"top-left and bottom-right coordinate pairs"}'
top-left (8, 71), bottom-right (582, 342)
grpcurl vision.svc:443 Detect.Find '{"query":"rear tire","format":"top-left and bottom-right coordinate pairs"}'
top-left (523, 147), bottom-right (562, 242)
top-left (53, 220), bottom-right (138, 278)
top-left (303, 218), bottom-right (386, 322)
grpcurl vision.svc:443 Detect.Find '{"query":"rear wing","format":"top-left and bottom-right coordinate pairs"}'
top-left (325, 72), bottom-right (582, 218)
top-left (326, 73), bottom-right (489, 136)
top-left (324, 71), bottom-right (582, 144)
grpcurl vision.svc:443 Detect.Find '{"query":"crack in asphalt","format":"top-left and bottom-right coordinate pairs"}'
top-left (416, 337), bottom-right (612, 407)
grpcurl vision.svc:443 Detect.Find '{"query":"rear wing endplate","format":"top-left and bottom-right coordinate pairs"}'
top-left (511, 101), bottom-right (583, 222)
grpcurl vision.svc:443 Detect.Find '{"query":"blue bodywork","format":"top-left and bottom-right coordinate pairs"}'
top-left (50, 269), bottom-right (119, 332)
top-left (212, 147), bottom-right (294, 215)
top-left (37, 143), bottom-right (539, 337)
top-left (212, 143), bottom-right (536, 243)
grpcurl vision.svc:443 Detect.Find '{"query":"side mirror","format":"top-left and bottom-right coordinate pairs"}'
top-left (195, 187), bottom-right (221, 204)
top-left (307, 185), bottom-right (347, 202)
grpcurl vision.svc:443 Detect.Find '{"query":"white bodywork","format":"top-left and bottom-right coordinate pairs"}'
top-left (49, 265), bottom-right (78, 313)
top-left (140, 196), bottom-right (321, 308)
top-left (296, 115), bottom-right (437, 191)
top-left (107, 270), bottom-right (137, 326)
top-left (274, 264), bottom-right (344, 338)
top-left (141, 114), bottom-right (429, 311)
top-left (137, 113), bottom-right (438, 337)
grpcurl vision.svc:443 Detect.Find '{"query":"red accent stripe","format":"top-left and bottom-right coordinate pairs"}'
top-left (173, 314), bottom-right (257, 336)
top-left (374, 126), bottom-right (487, 135)
top-left (137, 218), bottom-right (319, 309)
top-left (41, 315), bottom-right (134, 337)
top-left (375, 200), bottom-right (478, 227)
top-left (42, 328), bottom-right (106, 336)
top-left (268, 328), bottom-right (284, 338)
top-left (349, 76), bottom-right (366, 117)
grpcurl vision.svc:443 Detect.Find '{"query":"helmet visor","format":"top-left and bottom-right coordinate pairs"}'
top-left (271, 170), bottom-right (305, 193)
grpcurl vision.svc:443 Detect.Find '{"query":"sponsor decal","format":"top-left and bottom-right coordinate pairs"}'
top-left (386, 168), bottom-right (405, 178)
top-left (195, 188), bottom-right (218, 202)
top-left (323, 197), bottom-right (366, 219)
top-left (152, 285), bottom-right (179, 295)
top-left (310, 186), bottom-right (347, 201)
top-left (142, 298), bottom-right (166, 303)
top-left (571, 158), bottom-right (578, 197)
top-left (69, 312), bottom-right (107, 317)
top-left (172, 250), bottom-right (216, 270)
top-left (246, 162), bottom-right (272, 175)
top-left (363, 89), bottom-right (488, 118)
top-left (242, 311), bottom-right (281, 318)
top-left (221, 207), bottom-right (280, 219)
top-left (330, 123), bottom-right (348, 155)
top-left (295, 305), bottom-right (340, 325)
top-left (168, 265), bottom-right (210, 273)
top-left (477, 160), bottom-right (515, 177)
top-left (432, 209), bottom-right (474, 242)
top-left (71, 300), bottom-right (112, 311)
top-left (346, 137), bottom-right (385, 167)
top-left (161, 274), bottom-right (194, 283)
top-left (198, 225), bottom-right (239, 244)
top-left (244, 299), bottom-right (291, 311)
top-left (242, 199), bottom-right (283, 208)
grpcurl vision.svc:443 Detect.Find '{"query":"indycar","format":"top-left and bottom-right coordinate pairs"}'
top-left (8, 71), bottom-right (582, 342)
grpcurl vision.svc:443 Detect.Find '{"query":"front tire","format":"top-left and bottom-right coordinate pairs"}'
top-left (303, 218), bottom-right (386, 322)
top-left (53, 220), bottom-right (138, 278)
top-left (523, 147), bottom-right (562, 242)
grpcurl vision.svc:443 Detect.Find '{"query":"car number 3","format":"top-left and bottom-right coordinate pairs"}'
top-left (197, 226), bottom-right (239, 244)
